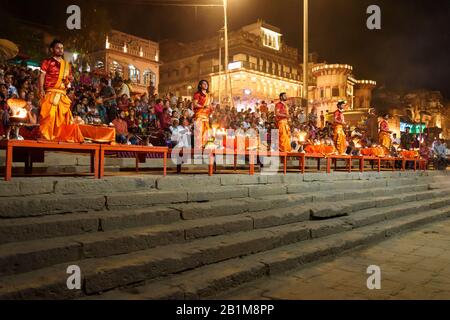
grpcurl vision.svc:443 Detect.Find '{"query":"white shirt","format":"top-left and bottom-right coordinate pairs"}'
top-left (433, 143), bottom-right (447, 157)
top-left (117, 83), bottom-right (130, 98)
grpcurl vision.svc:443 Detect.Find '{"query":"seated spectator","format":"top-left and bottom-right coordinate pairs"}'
top-left (0, 92), bottom-right (8, 138)
top-left (127, 109), bottom-right (139, 135)
top-left (4, 73), bottom-right (18, 98)
top-left (433, 139), bottom-right (447, 170)
top-left (98, 77), bottom-right (117, 123)
top-left (117, 94), bottom-right (130, 113)
top-left (76, 97), bottom-right (90, 118)
top-left (116, 78), bottom-right (130, 98)
top-left (112, 110), bottom-right (129, 144)
top-left (161, 107), bottom-right (172, 130)
top-left (419, 141), bottom-right (432, 170)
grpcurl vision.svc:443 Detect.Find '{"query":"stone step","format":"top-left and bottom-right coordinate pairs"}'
top-left (93, 205), bottom-right (450, 300)
top-left (0, 207), bottom-right (182, 245)
top-left (1, 191), bottom-right (450, 299)
top-left (0, 183), bottom-right (433, 244)
top-left (0, 171), bottom-right (440, 199)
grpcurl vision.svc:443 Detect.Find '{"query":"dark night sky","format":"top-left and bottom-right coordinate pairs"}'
top-left (2, 0), bottom-right (450, 99)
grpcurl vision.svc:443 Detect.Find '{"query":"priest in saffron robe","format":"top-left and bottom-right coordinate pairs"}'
top-left (38, 39), bottom-right (83, 142)
top-left (333, 100), bottom-right (348, 155)
top-left (275, 93), bottom-right (292, 152)
top-left (379, 114), bottom-right (392, 153)
top-left (192, 80), bottom-right (212, 148)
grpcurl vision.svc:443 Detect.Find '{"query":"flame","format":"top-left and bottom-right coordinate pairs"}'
top-left (298, 131), bottom-right (308, 143)
top-left (11, 107), bottom-right (27, 119)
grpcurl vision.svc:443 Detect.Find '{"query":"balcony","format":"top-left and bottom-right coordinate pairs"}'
top-left (107, 42), bottom-right (158, 61)
top-left (211, 61), bottom-right (300, 81)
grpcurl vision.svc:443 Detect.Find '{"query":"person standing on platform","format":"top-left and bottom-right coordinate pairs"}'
top-left (275, 92), bottom-right (291, 152)
top-left (38, 39), bottom-right (82, 142)
top-left (401, 127), bottom-right (413, 150)
top-left (379, 114), bottom-right (393, 154)
top-left (333, 100), bottom-right (348, 155)
top-left (192, 80), bottom-right (212, 149)
top-left (98, 78), bottom-right (117, 124)
top-left (320, 110), bottom-right (325, 128)
top-left (366, 108), bottom-right (379, 143)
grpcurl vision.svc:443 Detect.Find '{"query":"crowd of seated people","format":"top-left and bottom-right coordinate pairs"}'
top-left (0, 63), bottom-right (448, 170)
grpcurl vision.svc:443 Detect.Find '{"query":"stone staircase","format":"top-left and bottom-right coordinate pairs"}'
top-left (0, 171), bottom-right (449, 299)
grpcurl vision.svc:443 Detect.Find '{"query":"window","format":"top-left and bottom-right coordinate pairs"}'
top-left (233, 53), bottom-right (247, 62)
top-left (261, 27), bottom-right (281, 51)
top-left (94, 60), bottom-right (104, 69)
top-left (143, 69), bottom-right (156, 86)
top-left (129, 65), bottom-right (140, 83)
top-left (320, 89), bottom-right (325, 99)
top-left (332, 87), bottom-right (340, 97)
top-left (110, 61), bottom-right (123, 77)
top-left (249, 56), bottom-right (257, 68)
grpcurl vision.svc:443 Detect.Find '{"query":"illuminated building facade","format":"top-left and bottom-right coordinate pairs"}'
top-left (312, 64), bottom-right (377, 114)
top-left (160, 20), bottom-right (304, 106)
top-left (89, 30), bottom-right (160, 95)
top-left (160, 20), bottom-right (377, 115)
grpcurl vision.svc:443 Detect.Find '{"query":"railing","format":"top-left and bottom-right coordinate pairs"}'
top-left (107, 42), bottom-right (157, 61)
top-left (211, 62), bottom-right (300, 81)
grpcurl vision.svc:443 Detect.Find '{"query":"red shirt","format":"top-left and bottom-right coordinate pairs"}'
top-left (112, 118), bottom-right (128, 135)
top-left (193, 91), bottom-right (211, 120)
top-left (41, 57), bottom-right (73, 91)
top-left (334, 109), bottom-right (345, 125)
top-left (275, 102), bottom-right (288, 123)
top-left (154, 103), bottom-right (164, 126)
top-left (193, 92), bottom-right (208, 112)
top-left (380, 120), bottom-right (390, 132)
top-left (161, 113), bottom-right (172, 130)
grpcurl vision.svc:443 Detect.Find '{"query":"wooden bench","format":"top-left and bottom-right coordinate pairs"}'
top-left (352, 155), bottom-right (382, 173)
top-left (0, 139), bottom-right (100, 181)
top-left (99, 144), bottom-right (168, 178)
top-left (288, 152), bottom-right (334, 174)
top-left (329, 154), bottom-right (353, 173)
top-left (212, 149), bottom-right (288, 176)
top-left (401, 157), bottom-right (420, 171)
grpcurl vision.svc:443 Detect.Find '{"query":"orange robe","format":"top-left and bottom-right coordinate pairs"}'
top-left (333, 110), bottom-right (347, 154)
top-left (40, 58), bottom-right (83, 142)
top-left (305, 145), bottom-right (336, 156)
top-left (378, 120), bottom-right (392, 153)
top-left (275, 102), bottom-right (291, 152)
top-left (193, 92), bottom-right (211, 148)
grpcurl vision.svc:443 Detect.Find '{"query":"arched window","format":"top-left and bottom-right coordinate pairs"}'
top-left (94, 60), bottom-right (104, 69)
top-left (143, 69), bottom-right (156, 86)
top-left (129, 65), bottom-right (140, 83)
top-left (110, 61), bottom-right (123, 78)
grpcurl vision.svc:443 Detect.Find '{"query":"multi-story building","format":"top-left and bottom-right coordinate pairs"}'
top-left (312, 63), bottom-right (377, 118)
top-left (160, 20), bottom-right (304, 108)
top-left (160, 20), bottom-right (377, 118)
top-left (88, 30), bottom-right (160, 95)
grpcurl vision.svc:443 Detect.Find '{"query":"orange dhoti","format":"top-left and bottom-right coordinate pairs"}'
top-left (379, 131), bottom-right (391, 153)
top-left (40, 89), bottom-right (83, 143)
top-left (333, 124), bottom-right (347, 155)
top-left (277, 119), bottom-right (292, 152)
top-left (39, 57), bottom-right (83, 143)
top-left (194, 115), bottom-right (210, 149)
